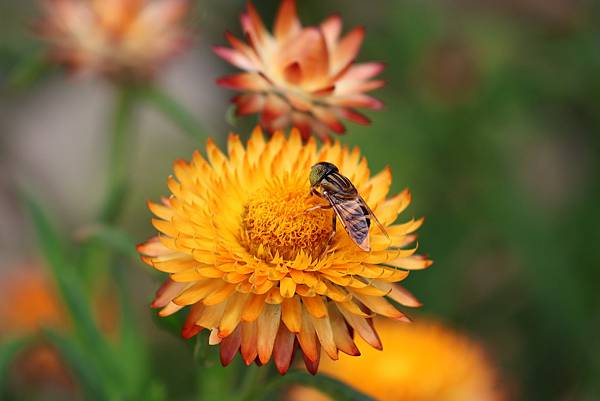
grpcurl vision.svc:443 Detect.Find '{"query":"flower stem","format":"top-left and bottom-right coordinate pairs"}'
top-left (79, 85), bottom-right (137, 288)
top-left (237, 365), bottom-right (270, 401)
top-left (99, 85), bottom-right (137, 223)
top-left (194, 334), bottom-right (235, 401)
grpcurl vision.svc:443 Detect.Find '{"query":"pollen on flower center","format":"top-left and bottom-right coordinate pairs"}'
top-left (241, 186), bottom-right (333, 260)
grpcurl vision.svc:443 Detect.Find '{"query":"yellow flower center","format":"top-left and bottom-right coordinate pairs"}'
top-left (241, 185), bottom-right (333, 261)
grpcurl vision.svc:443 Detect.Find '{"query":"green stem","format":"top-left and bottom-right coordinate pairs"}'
top-left (79, 85), bottom-right (137, 291)
top-left (139, 85), bottom-right (207, 142)
top-left (194, 334), bottom-right (235, 401)
top-left (237, 365), bottom-right (269, 401)
top-left (99, 86), bottom-right (137, 223)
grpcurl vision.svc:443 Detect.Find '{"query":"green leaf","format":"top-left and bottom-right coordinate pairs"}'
top-left (43, 329), bottom-right (109, 401)
top-left (22, 190), bottom-right (100, 344)
top-left (111, 259), bottom-right (149, 393)
top-left (21, 186), bottom-right (69, 277)
top-left (0, 336), bottom-right (33, 395)
top-left (139, 85), bottom-right (208, 143)
top-left (21, 189), bottom-right (119, 385)
top-left (263, 371), bottom-right (377, 401)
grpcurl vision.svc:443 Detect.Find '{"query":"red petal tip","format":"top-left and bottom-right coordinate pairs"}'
top-left (182, 325), bottom-right (203, 339)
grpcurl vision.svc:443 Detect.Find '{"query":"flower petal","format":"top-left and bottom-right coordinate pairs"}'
top-left (375, 281), bottom-right (422, 308)
top-left (339, 108), bottom-right (371, 125)
top-left (241, 293), bottom-right (267, 322)
top-left (310, 315), bottom-right (338, 360)
top-left (217, 73), bottom-right (269, 91)
top-left (354, 293), bottom-right (410, 322)
top-left (152, 278), bottom-right (190, 308)
top-left (219, 292), bottom-right (249, 337)
top-left (320, 14), bottom-right (341, 50)
top-left (337, 306), bottom-right (382, 350)
top-left (196, 302), bottom-right (226, 329)
top-left (219, 326), bottom-right (242, 366)
top-left (302, 345), bottom-right (320, 375)
top-left (386, 255), bottom-right (433, 271)
top-left (241, 2), bottom-right (271, 50)
top-left (328, 304), bottom-right (360, 356)
top-left (332, 26), bottom-right (365, 74)
top-left (240, 320), bottom-right (258, 365)
top-left (257, 304), bottom-right (281, 364)
top-left (273, 324), bottom-right (295, 374)
top-left (182, 303), bottom-right (205, 339)
top-left (302, 295), bottom-right (328, 319)
top-left (277, 27), bottom-right (329, 89)
top-left (232, 93), bottom-right (265, 116)
top-left (298, 307), bottom-right (319, 362)
top-left (339, 62), bottom-right (385, 82)
top-left (281, 296), bottom-right (302, 332)
top-left (274, 0), bottom-right (301, 42)
top-left (333, 94), bottom-right (384, 110)
top-left (213, 46), bottom-right (255, 70)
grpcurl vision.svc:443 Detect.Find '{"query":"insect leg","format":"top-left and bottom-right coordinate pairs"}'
top-left (304, 203), bottom-right (333, 213)
top-left (310, 187), bottom-right (323, 198)
top-left (296, 201), bottom-right (332, 219)
top-left (327, 213), bottom-right (337, 247)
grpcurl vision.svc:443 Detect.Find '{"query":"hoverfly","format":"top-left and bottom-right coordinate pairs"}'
top-left (308, 161), bottom-right (388, 252)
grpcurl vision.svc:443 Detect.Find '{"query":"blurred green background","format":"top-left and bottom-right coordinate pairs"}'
top-left (1, 0), bottom-right (599, 400)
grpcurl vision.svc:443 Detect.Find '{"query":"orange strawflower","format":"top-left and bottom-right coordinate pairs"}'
top-left (214, 0), bottom-right (384, 141)
top-left (287, 320), bottom-right (507, 401)
top-left (36, 0), bottom-right (190, 80)
top-left (138, 128), bottom-right (431, 374)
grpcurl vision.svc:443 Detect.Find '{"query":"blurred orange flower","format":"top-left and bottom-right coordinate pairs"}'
top-left (0, 263), bottom-right (118, 391)
top-left (138, 128), bottom-right (430, 374)
top-left (36, 0), bottom-right (190, 80)
top-left (214, 0), bottom-right (384, 141)
top-left (0, 264), bottom-right (66, 335)
top-left (0, 264), bottom-right (70, 389)
top-left (287, 320), bottom-right (506, 401)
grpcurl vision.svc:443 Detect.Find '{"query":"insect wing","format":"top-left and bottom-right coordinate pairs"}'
top-left (324, 191), bottom-right (371, 252)
top-left (358, 194), bottom-right (389, 239)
